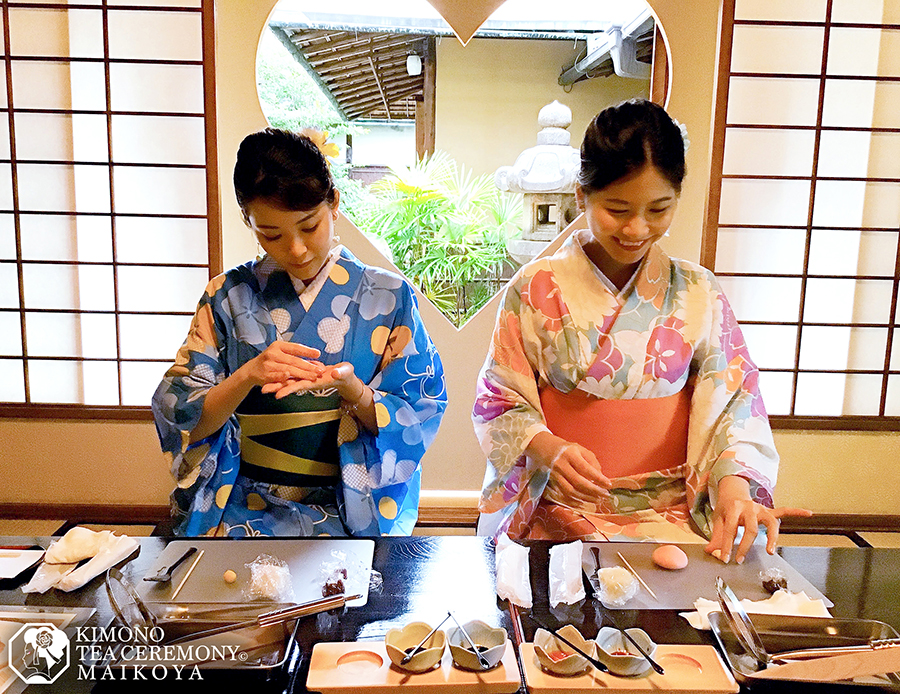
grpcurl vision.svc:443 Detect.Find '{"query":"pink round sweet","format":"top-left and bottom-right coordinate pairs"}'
top-left (651, 544), bottom-right (689, 570)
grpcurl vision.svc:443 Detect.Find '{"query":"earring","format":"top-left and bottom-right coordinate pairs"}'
top-left (332, 234), bottom-right (341, 247)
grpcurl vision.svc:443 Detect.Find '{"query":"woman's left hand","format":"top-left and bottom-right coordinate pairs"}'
top-left (705, 475), bottom-right (812, 564)
top-left (260, 361), bottom-right (359, 400)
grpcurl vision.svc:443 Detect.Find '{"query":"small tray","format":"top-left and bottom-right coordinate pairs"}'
top-left (709, 612), bottom-right (900, 687)
top-left (584, 542), bottom-right (832, 610)
top-left (306, 640), bottom-right (520, 693)
top-left (139, 539), bottom-right (373, 608)
top-left (520, 643), bottom-right (739, 693)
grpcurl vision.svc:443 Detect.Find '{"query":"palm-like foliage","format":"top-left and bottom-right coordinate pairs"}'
top-left (359, 151), bottom-right (522, 326)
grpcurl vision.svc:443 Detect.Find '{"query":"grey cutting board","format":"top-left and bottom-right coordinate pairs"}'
top-left (584, 542), bottom-right (833, 610)
top-left (138, 539), bottom-right (374, 608)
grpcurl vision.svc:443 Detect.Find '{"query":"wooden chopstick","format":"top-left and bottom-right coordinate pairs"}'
top-left (616, 551), bottom-right (658, 601)
top-left (170, 548), bottom-right (204, 600)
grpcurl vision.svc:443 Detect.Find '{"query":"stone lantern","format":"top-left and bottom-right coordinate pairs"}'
top-left (495, 100), bottom-right (580, 264)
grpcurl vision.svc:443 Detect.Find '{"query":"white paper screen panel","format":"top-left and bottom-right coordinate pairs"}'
top-left (717, 276), bottom-right (802, 323)
top-left (709, 2), bottom-right (900, 421)
top-left (799, 327), bottom-right (888, 371)
top-left (832, 0), bottom-right (900, 23)
top-left (735, 0), bottom-right (826, 22)
top-left (7, 8), bottom-right (104, 58)
top-left (118, 314), bottom-right (194, 359)
top-left (19, 214), bottom-right (114, 263)
top-left (0, 1), bottom-right (215, 409)
top-left (727, 77), bottom-right (821, 125)
top-left (723, 128), bottom-right (816, 177)
top-left (107, 10), bottom-right (202, 61)
top-left (715, 228), bottom-right (807, 275)
top-left (739, 324), bottom-right (798, 369)
top-left (25, 312), bottom-right (118, 359)
top-left (808, 229), bottom-right (898, 277)
top-left (731, 26), bottom-right (824, 75)
top-left (115, 217), bottom-right (209, 265)
top-left (828, 28), bottom-right (900, 78)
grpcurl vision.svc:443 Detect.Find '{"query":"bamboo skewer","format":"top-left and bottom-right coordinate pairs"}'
top-left (616, 551), bottom-right (658, 601)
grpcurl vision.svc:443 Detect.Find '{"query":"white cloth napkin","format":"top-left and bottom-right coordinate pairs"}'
top-left (21, 526), bottom-right (139, 593)
top-left (495, 533), bottom-right (533, 608)
top-left (548, 540), bottom-right (585, 607)
top-left (680, 590), bottom-right (832, 630)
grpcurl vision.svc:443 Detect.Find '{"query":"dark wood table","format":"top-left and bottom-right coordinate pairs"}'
top-left (1, 536), bottom-right (898, 693)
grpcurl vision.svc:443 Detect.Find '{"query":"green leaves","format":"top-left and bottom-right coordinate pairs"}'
top-left (359, 151), bottom-right (523, 327)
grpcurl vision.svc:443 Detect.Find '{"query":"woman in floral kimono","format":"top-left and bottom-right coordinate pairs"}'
top-left (153, 128), bottom-right (446, 537)
top-left (473, 100), bottom-right (809, 563)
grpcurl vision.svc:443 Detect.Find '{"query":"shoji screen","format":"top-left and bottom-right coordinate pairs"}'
top-left (705, 0), bottom-right (900, 428)
top-left (0, 0), bottom-right (218, 416)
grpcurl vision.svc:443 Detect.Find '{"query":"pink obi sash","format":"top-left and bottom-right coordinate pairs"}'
top-left (539, 387), bottom-right (690, 478)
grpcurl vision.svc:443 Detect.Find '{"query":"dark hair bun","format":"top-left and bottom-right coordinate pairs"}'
top-left (578, 99), bottom-right (685, 193)
top-left (233, 128), bottom-right (336, 212)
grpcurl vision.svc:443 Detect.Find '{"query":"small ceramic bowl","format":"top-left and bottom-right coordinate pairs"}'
top-left (447, 620), bottom-right (507, 671)
top-left (384, 621), bottom-right (446, 673)
top-left (533, 625), bottom-right (593, 676)
top-left (594, 626), bottom-right (658, 677)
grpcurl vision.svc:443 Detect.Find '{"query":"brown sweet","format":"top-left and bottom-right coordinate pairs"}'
top-left (651, 544), bottom-right (689, 570)
top-left (762, 575), bottom-right (788, 593)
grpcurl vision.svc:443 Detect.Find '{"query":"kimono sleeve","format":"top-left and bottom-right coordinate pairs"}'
top-left (150, 274), bottom-right (241, 536)
top-left (685, 272), bottom-right (779, 537)
top-left (340, 277), bottom-right (447, 536)
top-left (472, 275), bottom-right (553, 533)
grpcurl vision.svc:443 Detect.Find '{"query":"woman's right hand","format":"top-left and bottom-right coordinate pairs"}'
top-left (527, 431), bottom-right (611, 502)
top-left (188, 341), bottom-right (325, 444)
top-left (245, 341), bottom-right (325, 390)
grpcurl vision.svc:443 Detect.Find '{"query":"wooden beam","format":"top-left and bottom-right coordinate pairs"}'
top-left (367, 53), bottom-right (391, 120)
top-left (422, 36), bottom-right (436, 157)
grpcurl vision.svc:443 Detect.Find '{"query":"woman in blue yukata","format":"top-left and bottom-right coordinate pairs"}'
top-left (474, 100), bottom-right (810, 563)
top-left (153, 128), bottom-right (447, 537)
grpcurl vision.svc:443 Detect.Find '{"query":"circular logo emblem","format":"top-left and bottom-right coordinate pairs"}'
top-left (8, 623), bottom-right (71, 684)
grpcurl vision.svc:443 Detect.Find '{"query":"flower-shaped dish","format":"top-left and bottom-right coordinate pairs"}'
top-left (594, 626), bottom-right (658, 677)
top-left (533, 624), bottom-right (593, 676)
top-left (384, 621), bottom-right (446, 673)
top-left (447, 620), bottom-right (507, 671)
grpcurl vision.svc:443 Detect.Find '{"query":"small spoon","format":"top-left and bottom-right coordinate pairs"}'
top-left (400, 614), bottom-right (451, 665)
top-left (448, 611), bottom-right (491, 670)
top-left (525, 613), bottom-right (609, 673)
top-left (601, 609), bottom-right (665, 675)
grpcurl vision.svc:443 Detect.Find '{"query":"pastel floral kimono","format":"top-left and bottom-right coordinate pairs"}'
top-left (473, 232), bottom-right (778, 542)
top-left (152, 246), bottom-right (446, 537)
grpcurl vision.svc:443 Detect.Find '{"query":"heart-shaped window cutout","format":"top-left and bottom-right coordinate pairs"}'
top-left (259, 0), bottom-right (659, 329)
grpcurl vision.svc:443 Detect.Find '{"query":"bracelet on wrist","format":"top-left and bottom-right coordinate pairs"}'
top-left (341, 383), bottom-right (368, 414)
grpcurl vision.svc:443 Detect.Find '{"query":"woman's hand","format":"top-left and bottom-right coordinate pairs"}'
top-left (260, 360), bottom-right (360, 400)
top-left (527, 432), bottom-right (611, 503)
top-left (706, 475), bottom-right (812, 564)
top-left (250, 341), bottom-right (325, 395)
top-left (189, 341), bottom-right (323, 443)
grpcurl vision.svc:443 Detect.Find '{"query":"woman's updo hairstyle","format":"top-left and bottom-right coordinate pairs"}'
top-left (578, 99), bottom-right (686, 194)
top-left (233, 128), bottom-right (336, 217)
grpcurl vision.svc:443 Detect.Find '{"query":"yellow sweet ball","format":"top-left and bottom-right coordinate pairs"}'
top-left (223, 569), bottom-right (237, 584)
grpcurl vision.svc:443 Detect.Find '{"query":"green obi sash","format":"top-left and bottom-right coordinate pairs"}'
top-left (235, 387), bottom-right (342, 489)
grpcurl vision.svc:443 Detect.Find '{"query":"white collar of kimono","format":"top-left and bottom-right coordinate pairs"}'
top-left (572, 230), bottom-right (647, 299)
top-left (289, 245), bottom-right (343, 311)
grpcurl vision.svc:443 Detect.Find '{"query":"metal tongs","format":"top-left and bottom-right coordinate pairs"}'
top-left (716, 576), bottom-right (774, 667)
top-left (165, 592), bottom-right (362, 645)
top-left (716, 577), bottom-right (900, 668)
